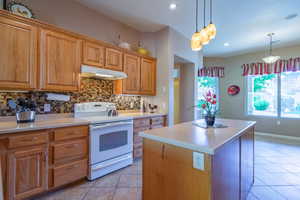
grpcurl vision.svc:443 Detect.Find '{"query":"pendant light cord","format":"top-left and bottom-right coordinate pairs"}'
top-left (196, 0), bottom-right (198, 32)
top-left (203, 0), bottom-right (206, 27)
top-left (210, 0), bottom-right (213, 23)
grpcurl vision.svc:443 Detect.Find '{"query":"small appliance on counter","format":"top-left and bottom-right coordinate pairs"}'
top-left (8, 98), bottom-right (36, 123)
top-left (148, 104), bottom-right (158, 113)
top-left (74, 102), bottom-right (133, 180)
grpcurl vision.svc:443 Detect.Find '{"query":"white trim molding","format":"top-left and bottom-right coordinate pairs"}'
top-left (255, 132), bottom-right (300, 142)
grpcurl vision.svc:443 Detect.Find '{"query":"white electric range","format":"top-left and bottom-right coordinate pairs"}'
top-left (74, 102), bottom-right (133, 180)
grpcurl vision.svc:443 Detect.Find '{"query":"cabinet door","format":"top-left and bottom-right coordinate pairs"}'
top-left (0, 16), bottom-right (37, 90)
top-left (122, 54), bottom-right (141, 94)
top-left (105, 48), bottom-right (123, 71)
top-left (140, 58), bottom-right (156, 95)
top-left (8, 146), bottom-right (48, 200)
top-left (40, 29), bottom-right (81, 91)
top-left (83, 41), bottom-right (105, 67)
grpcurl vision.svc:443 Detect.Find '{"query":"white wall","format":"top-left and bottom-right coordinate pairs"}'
top-left (204, 44), bottom-right (300, 137)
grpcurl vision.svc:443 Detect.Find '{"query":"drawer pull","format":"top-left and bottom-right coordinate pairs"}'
top-left (66, 164), bottom-right (79, 170)
top-left (66, 144), bottom-right (79, 148)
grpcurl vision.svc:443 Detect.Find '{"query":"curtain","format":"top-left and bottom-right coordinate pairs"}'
top-left (198, 66), bottom-right (225, 78)
top-left (242, 57), bottom-right (300, 76)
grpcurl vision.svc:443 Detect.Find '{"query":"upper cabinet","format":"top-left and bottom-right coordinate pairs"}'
top-left (105, 48), bottom-right (123, 71)
top-left (114, 54), bottom-right (156, 96)
top-left (39, 29), bottom-right (82, 92)
top-left (140, 58), bottom-right (156, 95)
top-left (83, 41), bottom-right (105, 67)
top-left (0, 16), bottom-right (37, 90)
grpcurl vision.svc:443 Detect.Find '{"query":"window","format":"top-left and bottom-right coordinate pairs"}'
top-left (197, 76), bottom-right (219, 103)
top-left (247, 74), bottom-right (278, 116)
top-left (247, 72), bottom-right (300, 118)
top-left (281, 71), bottom-right (300, 118)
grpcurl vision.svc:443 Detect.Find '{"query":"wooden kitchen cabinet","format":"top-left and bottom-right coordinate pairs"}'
top-left (140, 58), bottom-right (156, 95)
top-left (115, 53), bottom-right (141, 94)
top-left (7, 146), bottom-right (48, 200)
top-left (114, 54), bottom-right (157, 96)
top-left (83, 41), bottom-right (105, 67)
top-left (39, 28), bottom-right (82, 91)
top-left (105, 48), bottom-right (123, 71)
top-left (0, 16), bottom-right (37, 90)
top-left (133, 116), bottom-right (166, 159)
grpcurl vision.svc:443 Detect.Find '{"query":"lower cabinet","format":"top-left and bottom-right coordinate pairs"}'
top-left (133, 116), bottom-right (166, 159)
top-left (2, 125), bottom-right (89, 200)
top-left (7, 146), bottom-right (48, 200)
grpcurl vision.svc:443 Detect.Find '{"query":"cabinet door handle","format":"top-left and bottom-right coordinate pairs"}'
top-left (162, 144), bottom-right (165, 159)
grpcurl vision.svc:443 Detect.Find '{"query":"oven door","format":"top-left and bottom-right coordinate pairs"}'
top-left (90, 120), bottom-right (133, 165)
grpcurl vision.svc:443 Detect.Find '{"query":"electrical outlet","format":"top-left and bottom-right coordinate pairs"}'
top-left (193, 152), bottom-right (205, 171)
top-left (44, 104), bottom-right (51, 112)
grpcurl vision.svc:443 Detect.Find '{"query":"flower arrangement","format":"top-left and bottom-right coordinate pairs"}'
top-left (198, 91), bottom-right (218, 126)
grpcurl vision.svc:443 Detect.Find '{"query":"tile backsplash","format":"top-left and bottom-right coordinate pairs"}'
top-left (0, 78), bottom-right (141, 116)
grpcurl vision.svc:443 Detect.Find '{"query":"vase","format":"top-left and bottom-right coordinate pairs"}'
top-left (205, 115), bottom-right (215, 127)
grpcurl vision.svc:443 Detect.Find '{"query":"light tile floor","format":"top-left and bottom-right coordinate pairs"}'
top-left (33, 135), bottom-right (300, 200)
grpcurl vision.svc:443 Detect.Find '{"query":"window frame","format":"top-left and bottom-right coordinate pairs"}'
top-left (246, 72), bottom-right (300, 119)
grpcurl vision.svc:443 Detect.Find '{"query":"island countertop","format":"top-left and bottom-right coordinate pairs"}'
top-left (139, 118), bottom-right (256, 155)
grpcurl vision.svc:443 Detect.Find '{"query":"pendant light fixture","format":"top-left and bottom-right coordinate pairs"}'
top-left (200, 0), bottom-right (210, 45)
top-left (206, 0), bottom-right (217, 40)
top-left (262, 33), bottom-right (280, 64)
top-left (191, 0), bottom-right (202, 51)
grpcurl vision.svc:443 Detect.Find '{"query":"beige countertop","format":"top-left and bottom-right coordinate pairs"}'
top-left (139, 118), bottom-right (256, 155)
top-left (0, 112), bottom-right (167, 135)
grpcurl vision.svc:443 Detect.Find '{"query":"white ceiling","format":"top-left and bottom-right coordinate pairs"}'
top-left (75, 0), bottom-right (300, 57)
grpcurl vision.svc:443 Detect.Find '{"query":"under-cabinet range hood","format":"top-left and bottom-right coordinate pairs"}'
top-left (81, 65), bottom-right (127, 80)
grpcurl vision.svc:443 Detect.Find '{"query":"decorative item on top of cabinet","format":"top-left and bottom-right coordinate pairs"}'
top-left (7, 1), bottom-right (35, 19)
top-left (39, 28), bottom-right (82, 92)
top-left (0, 15), bottom-right (37, 90)
top-left (140, 58), bottom-right (156, 95)
top-left (105, 48), bottom-right (123, 71)
top-left (83, 41), bottom-right (105, 67)
top-left (114, 53), bottom-right (141, 95)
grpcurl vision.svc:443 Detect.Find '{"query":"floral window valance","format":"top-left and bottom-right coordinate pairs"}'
top-left (198, 66), bottom-right (225, 78)
top-left (242, 57), bottom-right (300, 76)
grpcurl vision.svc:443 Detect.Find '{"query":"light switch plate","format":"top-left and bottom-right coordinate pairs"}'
top-left (193, 152), bottom-right (205, 171)
top-left (44, 104), bottom-right (51, 112)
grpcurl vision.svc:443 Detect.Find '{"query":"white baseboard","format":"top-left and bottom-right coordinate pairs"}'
top-left (255, 132), bottom-right (300, 141)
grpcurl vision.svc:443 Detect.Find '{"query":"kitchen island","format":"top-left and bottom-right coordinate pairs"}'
top-left (139, 119), bottom-right (256, 200)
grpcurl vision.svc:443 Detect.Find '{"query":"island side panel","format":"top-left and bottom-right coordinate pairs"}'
top-left (240, 127), bottom-right (255, 200)
top-left (143, 139), bottom-right (212, 200)
top-left (211, 138), bottom-right (240, 200)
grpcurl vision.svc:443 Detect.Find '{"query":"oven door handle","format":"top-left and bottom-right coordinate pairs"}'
top-left (91, 154), bottom-right (132, 171)
top-left (91, 122), bottom-right (133, 130)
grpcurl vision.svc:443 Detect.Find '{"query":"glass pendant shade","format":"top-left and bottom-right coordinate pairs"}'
top-left (200, 27), bottom-right (210, 45)
top-left (191, 32), bottom-right (203, 51)
top-left (262, 55), bottom-right (280, 64)
top-left (207, 23), bottom-right (217, 40)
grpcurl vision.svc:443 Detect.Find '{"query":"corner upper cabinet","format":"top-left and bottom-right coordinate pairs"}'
top-left (140, 58), bottom-right (156, 95)
top-left (83, 41), bottom-right (105, 67)
top-left (0, 16), bottom-right (37, 90)
top-left (39, 29), bottom-right (82, 91)
top-left (105, 48), bottom-right (123, 71)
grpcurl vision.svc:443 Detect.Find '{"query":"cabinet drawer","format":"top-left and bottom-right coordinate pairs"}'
top-left (8, 132), bottom-right (48, 148)
top-left (134, 134), bottom-right (143, 147)
top-left (53, 126), bottom-right (88, 141)
top-left (151, 124), bottom-right (164, 129)
top-left (151, 116), bottom-right (164, 125)
top-left (53, 159), bottom-right (87, 187)
top-left (134, 147), bottom-right (143, 159)
top-left (134, 125), bottom-right (150, 133)
top-left (134, 118), bottom-right (150, 128)
top-left (53, 139), bottom-right (87, 163)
